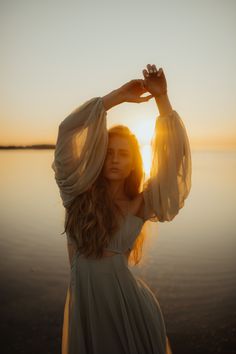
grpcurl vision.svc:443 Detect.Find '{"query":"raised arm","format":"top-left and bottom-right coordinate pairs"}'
top-left (51, 68), bottom-right (178, 213)
top-left (102, 79), bottom-right (154, 110)
top-left (51, 97), bottom-right (109, 208)
top-left (141, 64), bottom-right (192, 222)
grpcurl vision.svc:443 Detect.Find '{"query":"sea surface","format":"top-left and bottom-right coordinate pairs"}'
top-left (0, 149), bottom-right (235, 354)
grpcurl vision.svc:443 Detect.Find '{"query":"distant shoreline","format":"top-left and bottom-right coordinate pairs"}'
top-left (0, 145), bottom-right (55, 149)
top-left (1, 144), bottom-right (236, 152)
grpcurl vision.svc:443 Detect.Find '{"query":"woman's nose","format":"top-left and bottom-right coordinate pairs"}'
top-left (110, 152), bottom-right (119, 161)
top-left (112, 155), bottom-right (119, 162)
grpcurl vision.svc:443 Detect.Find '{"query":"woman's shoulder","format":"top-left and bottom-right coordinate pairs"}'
top-left (130, 193), bottom-right (145, 220)
top-left (114, 194), bottom-right (145, 220)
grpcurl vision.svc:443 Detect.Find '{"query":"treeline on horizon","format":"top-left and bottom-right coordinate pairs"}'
top-left (0, 144), bottom-right (55, 149)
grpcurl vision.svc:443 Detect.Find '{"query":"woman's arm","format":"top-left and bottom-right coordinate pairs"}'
top-left (154, 93), bottom-right (173, 116)
top-left (102, 89), bottom-right (125, 111)
top-left (102, 79), bottom-right (153, 111)
top-left (102, 66), bottom-right (172, 113)
top-left (141, 64), bottom-right (192, 222)
top-left (51, 97), bottom-right (108, 208)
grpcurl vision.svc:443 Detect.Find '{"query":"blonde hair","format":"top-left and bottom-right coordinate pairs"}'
top-left (62, 125), bottom-right (147, 266)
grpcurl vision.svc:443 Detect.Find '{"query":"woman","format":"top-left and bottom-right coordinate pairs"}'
top-left (52, 64), bottom-right (192, 354)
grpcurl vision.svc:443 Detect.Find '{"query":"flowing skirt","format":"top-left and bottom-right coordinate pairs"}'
top-left (62, 252), bottom-right (173, 354)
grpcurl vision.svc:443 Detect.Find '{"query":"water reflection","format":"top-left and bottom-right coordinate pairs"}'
top-left (0, 149), bottom-right (236, 353)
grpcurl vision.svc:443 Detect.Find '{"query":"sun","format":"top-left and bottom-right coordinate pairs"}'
top-left (130, 120), bottom-right (155, 178)
top-left (141, 144), bottom-right (151, 177)
top-left (110, 114), bottom-right (155, 178)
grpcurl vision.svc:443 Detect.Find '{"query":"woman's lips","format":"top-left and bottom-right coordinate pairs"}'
top-left (110, 168), bottom-right (120, 172)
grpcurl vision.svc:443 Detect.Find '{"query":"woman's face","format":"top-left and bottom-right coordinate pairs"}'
top-left (102, 135), bottom-right (134, 181)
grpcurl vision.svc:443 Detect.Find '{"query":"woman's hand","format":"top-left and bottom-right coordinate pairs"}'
top-left (102, 66), bottom-right (167, 111)
top-left (142, 64), bottom-right (168, 98)
top-left (117, 79), bottom-right (154, 103)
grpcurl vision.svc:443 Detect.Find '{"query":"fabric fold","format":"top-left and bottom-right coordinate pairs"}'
top-left (51, 97), bottom-right (108, 208)
top-left (143, 110), bottom-right (192, 222)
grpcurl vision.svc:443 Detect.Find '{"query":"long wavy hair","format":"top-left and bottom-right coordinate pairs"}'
top-left (61, 125), bottom-right (147, 266)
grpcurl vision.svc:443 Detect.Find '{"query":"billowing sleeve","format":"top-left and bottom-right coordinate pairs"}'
top-left (142, 110), bottom-right (192, 222)
top-left (51, 96), bottom-right (108, 209)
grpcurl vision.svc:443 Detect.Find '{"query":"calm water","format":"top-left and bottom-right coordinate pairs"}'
top-left (0, 149), bottom-right (236, 354)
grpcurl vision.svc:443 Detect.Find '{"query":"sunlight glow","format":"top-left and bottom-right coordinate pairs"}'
top-left (131, 119), bottom-right (155, 146)
top-left (141, 144), bottom-right (152, 177)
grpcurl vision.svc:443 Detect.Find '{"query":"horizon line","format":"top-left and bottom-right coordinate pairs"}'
top-left (1, 143), bottom-right (236, 152)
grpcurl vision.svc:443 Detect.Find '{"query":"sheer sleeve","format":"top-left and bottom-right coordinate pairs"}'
top-left (142, 110), bottom-right (192, 222)
top-left (51, 97), bottom-right (108, 208)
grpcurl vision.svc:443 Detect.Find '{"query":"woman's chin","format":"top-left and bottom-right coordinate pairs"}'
top-left (105, 174), bottom-right (123, 181)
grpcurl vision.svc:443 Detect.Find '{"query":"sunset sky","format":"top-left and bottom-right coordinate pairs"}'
top-left (1, 0), bottom-right (236, 150)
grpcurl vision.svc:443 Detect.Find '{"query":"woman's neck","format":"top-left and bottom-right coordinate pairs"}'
top-left (107, 180), bottom-right (127, 200)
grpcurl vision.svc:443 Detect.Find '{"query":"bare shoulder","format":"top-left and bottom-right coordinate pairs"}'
top-left (130, 192), bottom-right (145, 220)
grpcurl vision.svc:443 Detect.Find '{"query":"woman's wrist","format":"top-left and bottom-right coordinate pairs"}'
top-left (101, 89), bottom-right (125, 111)
top-left (154, 92), bottom-right (173, 116)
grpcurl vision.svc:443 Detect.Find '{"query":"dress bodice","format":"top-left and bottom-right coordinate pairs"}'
top-left (66, 212), bottom-right (145, 257)
top-left (103, 213), bottom-right (145, 254)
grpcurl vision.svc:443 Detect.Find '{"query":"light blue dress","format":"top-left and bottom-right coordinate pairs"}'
top-left (52, 96), bottom-right (192, 354)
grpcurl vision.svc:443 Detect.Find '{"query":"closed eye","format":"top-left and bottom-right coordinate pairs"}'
top-left (107, 150), bottom-right (129, 157)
